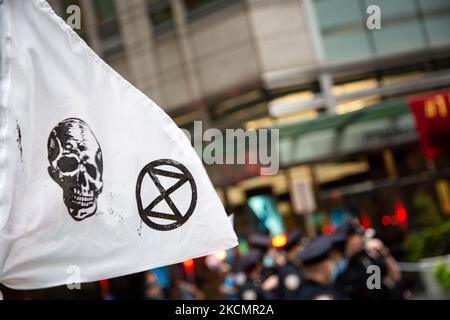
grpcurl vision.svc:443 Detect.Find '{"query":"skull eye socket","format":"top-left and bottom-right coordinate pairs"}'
top-left (57, 156), bottom-right (79, 173)
top-left (85, 163), bottom-right (97, 179)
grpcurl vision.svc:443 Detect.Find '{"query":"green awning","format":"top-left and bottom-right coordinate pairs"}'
top-left (277, 100), bottom-right (411, 136)
top-left (276, 100), bottom-right (418, 167)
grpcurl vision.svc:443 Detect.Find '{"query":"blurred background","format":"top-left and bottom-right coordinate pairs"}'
top-left (3, 0), bottom-right (450, 300)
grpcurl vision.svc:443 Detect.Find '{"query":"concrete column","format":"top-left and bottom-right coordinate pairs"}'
top-left (114, 0), bottom-right (161, 99)
top-left (80, 0), bottom-right (103, 57)
top-left (319, 73), bottom-right (336, 114)
top-left (170, 0), bottom-right (211, 128)
top-left (301, 0), bottom-right (336, 114)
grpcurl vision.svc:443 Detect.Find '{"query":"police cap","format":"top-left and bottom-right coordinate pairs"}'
top-left (249, 233), bottom-right (271, 249)
top-left (298, 235), bottom-right (335, 266)
top-left (239, 249), bottom-right (263, 273)
top-left (284, 230), bottom-right (304, 251)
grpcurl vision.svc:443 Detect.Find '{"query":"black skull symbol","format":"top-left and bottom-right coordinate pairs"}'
top-left (47, 118), bottom-right (103, 221)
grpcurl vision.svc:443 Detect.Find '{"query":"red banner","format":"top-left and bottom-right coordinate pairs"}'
top-left (408, 90), bottom-right (450, 160)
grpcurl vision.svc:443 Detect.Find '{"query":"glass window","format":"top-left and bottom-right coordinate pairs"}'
top-left (419, 0), bottom-right (450, 47)
top-left (366, 0), bottom-right (417, 18)
top-left (315, 0), bottom-right (362, 30)
top-left (418, 0), bottom-right (450, 12)
top-left (364, 0), bottom-right (426, 55)
top-left (323, 30), bottom-right (372, 63)
top-left (92, 0), bottom-right (122, 56)
top-left (314, 0), bottom-right (440, 63)
top-left (186, 0), bottom-right (213, 12)
top-left (315, 0), bottom-right (372, 63)
top-left (148, 0), bottom-right (174, 32)
top-left (372, 21), bottom-right (425, 55)
top-left (93, 0), bottom-right (117, 24)
top-left (423, 14), bottom-right (450, 47)
top-left (185, 0), bottom-right (226, 12)
top-left (185, 0), bottom-right (236, 19)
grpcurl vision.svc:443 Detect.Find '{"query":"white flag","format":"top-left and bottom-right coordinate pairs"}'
top-left (0, 0), bottom-right (237, 289)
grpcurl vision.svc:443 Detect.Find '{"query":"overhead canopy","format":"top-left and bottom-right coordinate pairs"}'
top-left (207, 100), bottom-right (419, 187)
top-left (277, 100), bottom-right (418, 167)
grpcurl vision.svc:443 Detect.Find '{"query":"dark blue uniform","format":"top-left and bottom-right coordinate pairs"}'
top-left (277, 261), bottom-right (303, 300)
top-left (236, 249), bottom-right (274, 300)
top-left (333, 219), bottom-right (404, 300)
top-left (295, 235), bottom-right (348, 300)
top-left (238, 279), bottom-right (273, 300)
top-left (296, 279), bottom-right (346, 300)
top-left (334, 250), bottom-right (403, 300)
top-left (275, 230), bottom-right (305, 299)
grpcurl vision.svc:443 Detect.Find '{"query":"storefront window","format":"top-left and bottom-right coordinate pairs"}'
top-left (92, 0), bottom-right (122, 56)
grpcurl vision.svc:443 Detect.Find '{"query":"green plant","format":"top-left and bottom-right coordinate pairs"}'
top-left (406, 220), bottom-right (450, 262)
top-left (433, 261), bottom-right (450, 291)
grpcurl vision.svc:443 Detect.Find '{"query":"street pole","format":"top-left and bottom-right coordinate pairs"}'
top-left (301, 0), bottom-right (336, 114)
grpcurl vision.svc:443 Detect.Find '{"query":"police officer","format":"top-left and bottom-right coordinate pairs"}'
top-left (295, 235), bottom-right (347, 300)
top-left (276, 230), bottom-right (305, 299)
top-left (333, 219), bottom-right (403, 300)
top-left (248, 233), bottom-right (277, 280)
top-left (249, 233), bottom-right (271, 250)
top-left (236, 250), bottom-right (274, 300)
top-left (248, 233), bottom-right (274, 278)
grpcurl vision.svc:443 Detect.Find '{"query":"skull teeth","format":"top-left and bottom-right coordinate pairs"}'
top-left (70, 198), bottom-right (94, 207)
top-left (73, 195), bottom-right (93, 201)
top-left (69, 189), bottom-right (95, 208)
top-left (71, 188), bottom-right (94, 197)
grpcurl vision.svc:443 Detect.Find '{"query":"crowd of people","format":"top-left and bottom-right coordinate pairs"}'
top-left (224, 218), bottom-right (405, 300)
top-left (0, 219), bottom-right (406, 300)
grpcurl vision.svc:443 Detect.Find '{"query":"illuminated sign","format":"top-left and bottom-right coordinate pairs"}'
top-left (409, 91), bottom-right (450, 160)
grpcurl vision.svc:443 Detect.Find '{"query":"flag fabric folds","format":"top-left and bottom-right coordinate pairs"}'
top-left (0, 0), bottom-right (237, 289)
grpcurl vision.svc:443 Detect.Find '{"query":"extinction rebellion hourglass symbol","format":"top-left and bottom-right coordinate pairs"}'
top-left (136, 159), bottom-right (197, 231)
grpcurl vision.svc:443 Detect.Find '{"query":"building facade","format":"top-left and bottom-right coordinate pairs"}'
top-left (49, 0), bottom-right (450, 240)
